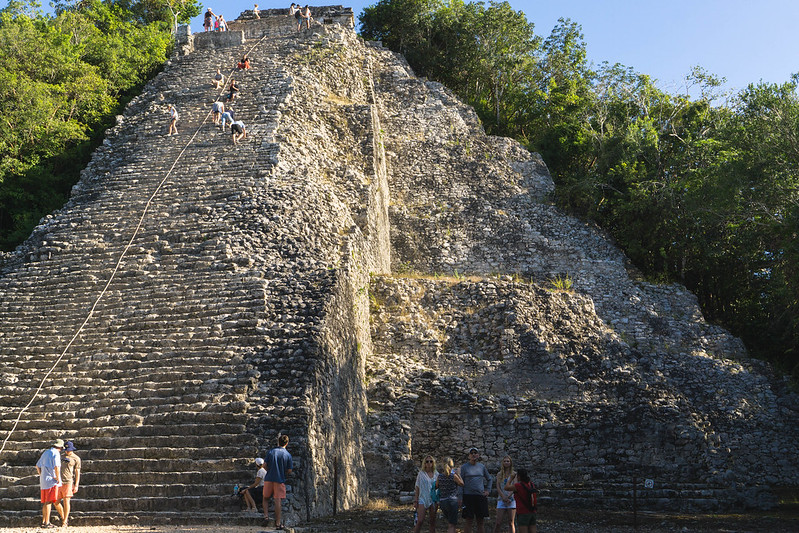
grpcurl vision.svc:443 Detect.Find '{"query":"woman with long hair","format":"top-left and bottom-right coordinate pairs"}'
top-left (493, 455), bottom-right (516, 533)
top-left (434, 456), bottom-right (463, 533)
top-left (412, 455), bottom-right (438, 533)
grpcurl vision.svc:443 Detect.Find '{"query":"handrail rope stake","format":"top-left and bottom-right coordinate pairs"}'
top-left (0, 32), bottom-right (270, 457)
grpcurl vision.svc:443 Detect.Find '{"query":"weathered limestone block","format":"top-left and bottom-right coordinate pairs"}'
top-left (193, 30), bottom-right (245, 49)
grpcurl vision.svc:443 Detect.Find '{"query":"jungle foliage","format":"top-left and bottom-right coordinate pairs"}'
top-left (0, 0), bottom-right (198, 249)
top-left (360, 0), bottom-right (799, 377)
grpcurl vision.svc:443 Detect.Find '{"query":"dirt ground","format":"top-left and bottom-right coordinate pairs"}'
top-left (301, 502), bottom-right (799, 532)
top-left (3, 504), bottom-right (798, 533)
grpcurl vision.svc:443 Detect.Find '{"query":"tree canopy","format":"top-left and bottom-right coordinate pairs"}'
top-left (360, 0), bottom-right (799, 377)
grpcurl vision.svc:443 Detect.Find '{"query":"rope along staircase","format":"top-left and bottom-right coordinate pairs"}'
top-left (1, 11), bottom-right (373, 527)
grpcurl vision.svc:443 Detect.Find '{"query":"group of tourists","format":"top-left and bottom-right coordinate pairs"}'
top-left (289, 3), bottom-right (313, 31)
top-left (35, 439), bottom-right (81, 528)
top-left (237, 434), bottom-right (294, 530)
top-left (171, 3), bottom-right (320, 142)
top-left (166, 53), bottom-right (252, 144)
top-left (203, 7), bottom-right (228, 32)
top-left (205, 4), bottom-right (313, 33)
top-left (414, 448), bottom-right (538, 533)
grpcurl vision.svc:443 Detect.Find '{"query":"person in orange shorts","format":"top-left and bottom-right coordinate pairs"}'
top-left (36, 439), bottom-right (64, 528)
top-left (263, 434), bottom-right (293, 529)
top-left (58, 441), bottom-right (81, 527)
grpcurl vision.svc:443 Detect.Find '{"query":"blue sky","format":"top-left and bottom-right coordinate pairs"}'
top-left (187, 0), bottom-right (798, 95)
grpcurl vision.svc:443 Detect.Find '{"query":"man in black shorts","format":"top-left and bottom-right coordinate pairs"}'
top-left (231, 120), bottom-right (246, 145)
top-left (241, 457), bottom-right (266, 513)
top-left (460, 448), bottom-right (492, 533)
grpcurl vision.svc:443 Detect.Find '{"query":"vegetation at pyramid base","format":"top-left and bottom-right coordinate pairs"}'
top-left (0, 0), bottom-right (199, 249)
top-left (360, 0), bottom-right (799, 378)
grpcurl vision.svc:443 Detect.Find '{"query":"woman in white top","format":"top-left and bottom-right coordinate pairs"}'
top-left (242, 458), bottom-right (266, 513)
top-left (493, 455), bottom-right (516, 533)
top-left (413, 454), bottom-right (438, 533)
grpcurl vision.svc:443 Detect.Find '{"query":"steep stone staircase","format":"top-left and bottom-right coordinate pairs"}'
top-left (0, 12), bottom-right (378, 527)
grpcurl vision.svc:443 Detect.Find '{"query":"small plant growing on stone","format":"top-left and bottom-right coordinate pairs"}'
top-left (549, 274), bottom-right (573, 292)
top-left (369, 291), bottom-right (382, 310)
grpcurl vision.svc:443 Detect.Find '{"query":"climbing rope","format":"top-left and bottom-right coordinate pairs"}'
top-left (0, 32), bottom-right (271, 457)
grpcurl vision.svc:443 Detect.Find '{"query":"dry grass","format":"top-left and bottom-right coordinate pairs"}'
top-left (360, 497), bottom-right (394, 511)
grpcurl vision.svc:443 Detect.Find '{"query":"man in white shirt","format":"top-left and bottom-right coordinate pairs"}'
top-left (36, 439), bottom-right (65, 528)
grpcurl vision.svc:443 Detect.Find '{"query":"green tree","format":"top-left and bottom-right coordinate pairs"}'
top-left (0, 0), bottom-right (172, 249)
top-left (359, 0), bottom-right (442, 75)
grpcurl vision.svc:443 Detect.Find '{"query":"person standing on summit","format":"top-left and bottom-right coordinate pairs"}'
top-left (203, 7), bottom-right (215, 31)
top-left (263, 434), bottom-right (293, 529)
top-left (36, 439), bottom-right (64, 528)
top-left (301, 5), bottom-right (312, 29)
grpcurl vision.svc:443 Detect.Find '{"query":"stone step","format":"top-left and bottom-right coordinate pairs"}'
top-left (3, 457), bottom-right (245, 478)
top-left (0, 391), bottom-right (249, 412)
top-left (0, 493), bottom-right (246, 513)
top-left (0, 419), bottom-right (253, 451)
top-left (2, 445), bottom-right (257, 468)
top-left (2, 464), bottom-right (263, 495)
top-left (0, 385), bottom-right (247, 407)
top-left (0, 422), bottom-right (251, 445)
top-left (0, 510), bottom-right (281, 528)
top-left (1, 467), bottom-right (249, 490)
top-left (0, 372), bottom-right (253, 391)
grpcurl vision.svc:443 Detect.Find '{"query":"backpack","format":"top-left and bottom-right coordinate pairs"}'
top-left (522, 481), bottom-right (538, 511)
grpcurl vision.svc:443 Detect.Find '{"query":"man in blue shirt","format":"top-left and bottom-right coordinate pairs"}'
top-left (263, 434), bottom-right (293, 528)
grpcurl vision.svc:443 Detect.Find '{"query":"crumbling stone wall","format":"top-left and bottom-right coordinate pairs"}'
top-left (366, 277), bottom-right (799, 511)
top-left (362, 37), bottom-right (799, 510)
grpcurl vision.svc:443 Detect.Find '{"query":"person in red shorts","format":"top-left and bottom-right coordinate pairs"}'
top-left (58, 441), bottom-right (81, 527)
top-left (36, 439), bottom-right (64, 528)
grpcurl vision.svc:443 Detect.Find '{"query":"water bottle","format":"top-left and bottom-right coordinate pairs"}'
top-left (234, 484), bottom-right (239, 496)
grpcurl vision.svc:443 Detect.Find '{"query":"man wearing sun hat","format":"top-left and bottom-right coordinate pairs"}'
top-left (59, 441), bottom-right (81, 527)
top-left (36, 439), bottom-right (64, 528)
